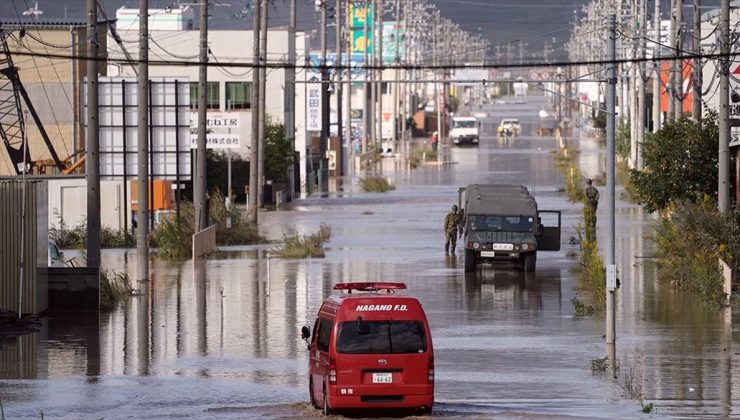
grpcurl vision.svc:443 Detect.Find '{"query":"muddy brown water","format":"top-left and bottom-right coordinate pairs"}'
top-left (1, 96), bottom-right (737, 418)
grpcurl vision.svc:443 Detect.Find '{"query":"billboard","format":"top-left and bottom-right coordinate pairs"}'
top-left (89, 77), bottom-right (191, 180)
top-left (349, 2), bottom-right (374, 54)
top-left (659, 60), bottom-right (693, 114)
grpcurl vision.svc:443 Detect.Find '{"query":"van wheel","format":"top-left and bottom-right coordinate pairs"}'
top-left (309, 379), bottom-right (319, 409)
top-left (322, 385), bottom-right (333, 415)
top-left (523, 253), bottom-right (536, 272)
top-left (464, 249), bottom-right (476, 272)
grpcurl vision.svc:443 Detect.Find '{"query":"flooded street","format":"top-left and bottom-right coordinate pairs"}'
top-left (2, 96), bottom-right (738, 419)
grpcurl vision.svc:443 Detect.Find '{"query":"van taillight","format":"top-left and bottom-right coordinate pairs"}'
top-left (329, 359), bottom-right (337, 383)
top-left (428, 358), bottom-right (435, 383)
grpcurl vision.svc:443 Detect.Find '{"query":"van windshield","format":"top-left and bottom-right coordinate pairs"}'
top-left (453, 119), bottom-right (476, 128)
top-left (337, 320), bottom-right (427, 354)
top-left (468, 215), bottom-right (534, 233)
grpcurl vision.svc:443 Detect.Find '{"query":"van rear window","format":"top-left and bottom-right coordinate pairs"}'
top-left (336, 321), bottom-right (427, 354)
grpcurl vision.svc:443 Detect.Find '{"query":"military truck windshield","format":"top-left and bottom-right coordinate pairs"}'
top-left (468, 215), bottom-right (534, 233)
top-left (453, 119), bottom-right (476, 128)
top-left (337, 320), bottom-right (427, 354)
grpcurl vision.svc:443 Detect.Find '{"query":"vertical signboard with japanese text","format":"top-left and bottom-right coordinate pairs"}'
top-left (306, 78), bottom-right (322, 132)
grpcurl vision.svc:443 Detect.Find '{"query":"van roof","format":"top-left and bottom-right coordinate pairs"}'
top-left (464, 184), bottom-right (537, 215)
top-left (452, 116), bottom-right (477, 121)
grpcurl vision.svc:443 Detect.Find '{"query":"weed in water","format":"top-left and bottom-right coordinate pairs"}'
top-left (590, 356), bottom-right (618, 376)
top-left (359, 176), bottom-right (395, 193)
top-left (276, 224), bottom-right (332, 259)
top-left (641, 401), bottom-right (654, 413)
top-left (100, 270), bottom-right (136, 309)
top-left (572, 297), bottom-right (596, 317)
top-left (617, 347), bottom-right (646, 401)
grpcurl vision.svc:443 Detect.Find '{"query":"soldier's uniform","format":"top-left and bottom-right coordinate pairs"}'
top-left (444, 205), bottom-right (460, 254)
top-left (585, 181), bottom-right (599, 229)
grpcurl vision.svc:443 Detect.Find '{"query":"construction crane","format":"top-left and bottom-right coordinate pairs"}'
top-left (0, 30), bottom-right (80, 175)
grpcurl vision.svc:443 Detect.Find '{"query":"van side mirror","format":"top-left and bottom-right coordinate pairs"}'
top-left (58, 251), bottom-right (65, 259)
top-left (301, 325), bottom-right (310, 342)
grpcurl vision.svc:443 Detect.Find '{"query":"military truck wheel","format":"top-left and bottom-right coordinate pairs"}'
top-left (464, 249), bottom-right (476, 272)
top-left (523, 253), bottom-right (536, 272)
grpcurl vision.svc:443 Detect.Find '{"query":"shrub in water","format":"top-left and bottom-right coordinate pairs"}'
top-left (276, 224), bottom-right (332, 259)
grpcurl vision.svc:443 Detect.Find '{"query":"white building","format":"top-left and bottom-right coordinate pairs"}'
top-left (107, 8), bottom-right (309, 193)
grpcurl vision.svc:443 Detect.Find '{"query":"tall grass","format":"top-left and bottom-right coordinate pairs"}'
top-left (652, 198), bottom-right (733, 305)
top-left (100, 270), bottom-right (135, 309)
top-left (573, 205), bottom-right (606, 313)
top-left (359, 176), bottom-right (395, 193)
top-left (50, 215), bottom-right (135, 249)
top-left (152, 190), bottom-right (261, 261)
top-left (554, 148), bottom-right (585, 202)
top-left (276, 224), bottom-right (332, 258)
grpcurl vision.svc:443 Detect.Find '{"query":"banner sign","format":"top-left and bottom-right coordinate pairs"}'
top-left (190, 112), bottom-right (240, 128)
top-left (306, 80), bottom-right (322, 132)
top-left (190, 133), bottom-right (240, 149)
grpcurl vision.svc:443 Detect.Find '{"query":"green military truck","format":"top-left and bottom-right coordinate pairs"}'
top-left (459, 184), bottom-right (561, 272)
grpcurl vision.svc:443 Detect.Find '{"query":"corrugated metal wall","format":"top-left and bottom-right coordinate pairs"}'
top-left (0, 180), bottom-right (46, 314)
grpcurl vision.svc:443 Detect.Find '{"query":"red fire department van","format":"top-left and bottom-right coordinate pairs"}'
top-left (301, 282), bottom-right (434, 415)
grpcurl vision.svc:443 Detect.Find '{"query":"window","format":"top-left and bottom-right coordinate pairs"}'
top-left (190, 82), bottom-right (220, 110)
top-left (453, 120), bottom-right (476, 128)
top-left (225, 82), bottom-right (252, 110)
top-left (337, 320), bottom-right (427, 354)
top-left (468, 215), bottom-right (534, 233)
top-left (317, 318), bottom-right (333, 352)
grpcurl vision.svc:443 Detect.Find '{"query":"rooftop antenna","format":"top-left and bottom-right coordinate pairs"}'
top-left (22, 1), bottom-right (44, 19)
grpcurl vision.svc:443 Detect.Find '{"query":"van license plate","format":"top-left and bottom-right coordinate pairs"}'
top-left (372, 373), bottom-right (392, 384)
top-left (480, 251), bottom-right (495, 258)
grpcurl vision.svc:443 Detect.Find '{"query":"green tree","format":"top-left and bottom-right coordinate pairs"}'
top-left (265, 118), bottom-right (293, 183)
top-left (630, 112), bottom-right (719, 213)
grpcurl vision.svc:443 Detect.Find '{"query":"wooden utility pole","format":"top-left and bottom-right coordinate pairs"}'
top-left (136, 0), bottom-right (149, 281)
top-left (86, 0), bottom-right (101, 268)
top-left (249, 0), bottom-right (260, 222)
top-left (194, 0), bottom-right (208, 231)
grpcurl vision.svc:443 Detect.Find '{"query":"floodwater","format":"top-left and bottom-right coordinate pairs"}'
top-left (2, 96), bottom-right (739, 419)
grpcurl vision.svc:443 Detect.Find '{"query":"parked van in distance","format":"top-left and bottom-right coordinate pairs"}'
top-left (301, 282), bottom-right (434, 415)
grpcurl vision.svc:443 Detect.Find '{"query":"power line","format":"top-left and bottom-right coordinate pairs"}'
top-left (14, 47), bottom-right (740, 72)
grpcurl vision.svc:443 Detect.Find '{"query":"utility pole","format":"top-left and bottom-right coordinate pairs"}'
top-left (320, 0), bottom-right (330, 191)
top-left (376, 0), bottom-right (383, 154)
top-left (719, 0), bottom-right (730, 214)
top-left (692, 0), bottom-right (702, 122)
top-left (636, 0), bottom-right (646, 169)
top-left (136, 0), bottom-right (149, 281)
top-left (345, 0), bottom-right (353, 176)
top-left (668, 0), bottom-right (676, 119)
top-left (673, 0), bottom-right (683, 120)
top-left (362, 0), bottom-right (369, 154)
top-left (652, 0), bottom-right (661, 133)
top-left (606, 14), bottom-right (617, 346)
top-left (194, 0), bottom-right (208, 231)
top-left (392, 0), bottom-right (400, 154)
top-left (86, 0), bottom-right (101, 269)
top-left (335, 0), bottom-right (344, 178)
top-left (248, 0), bottom-right (260, 222)
top-left (257, 0), bottom-right (268, 205)
top-left (285, 0), bottom-right (296, 200)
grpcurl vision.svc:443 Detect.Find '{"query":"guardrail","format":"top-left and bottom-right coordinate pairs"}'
top-left (192, 225), bottom-right (216, 260)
